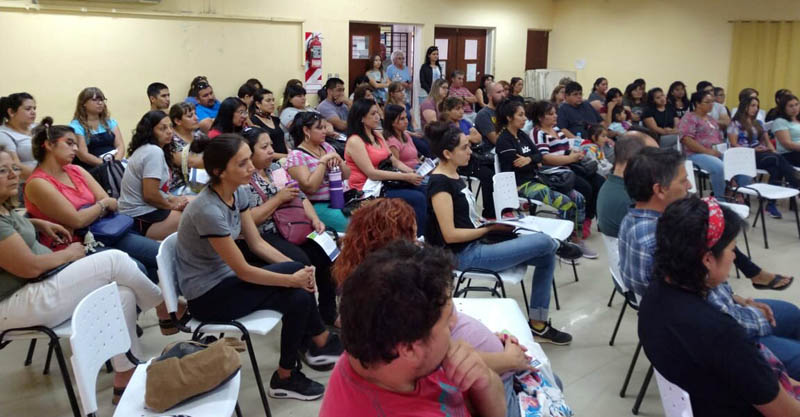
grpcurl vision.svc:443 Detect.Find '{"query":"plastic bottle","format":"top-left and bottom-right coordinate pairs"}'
top-left (328, 166), bottom-right (345, 209)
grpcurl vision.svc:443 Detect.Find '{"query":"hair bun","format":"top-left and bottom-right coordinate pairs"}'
top-left (40, 116), bottom-right (54, 128)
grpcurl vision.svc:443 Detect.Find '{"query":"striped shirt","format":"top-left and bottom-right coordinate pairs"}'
top-left (533, 126), bottom-right (571, 156)
top-left (286, 142), bottom-right (337, 201)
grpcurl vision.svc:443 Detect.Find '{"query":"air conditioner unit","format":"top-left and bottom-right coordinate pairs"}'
top-left (524, 69), bottom-right (576, 101)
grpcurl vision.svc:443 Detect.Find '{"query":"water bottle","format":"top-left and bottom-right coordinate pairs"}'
top-left (328, 166), bottom-right (345, 209)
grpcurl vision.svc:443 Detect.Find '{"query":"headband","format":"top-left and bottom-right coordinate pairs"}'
top-left (702, 197), bottom-right (725, 248)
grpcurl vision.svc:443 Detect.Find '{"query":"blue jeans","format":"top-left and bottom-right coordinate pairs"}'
top-left (757, 299), bottom-right (800, 380)
top-left (688, 153), bottom-right (726, 199)
top-left (110, 231), bottom-right (160, 284)
top-left (385, 187), bottom-right (428, 237)
top-left (456, 233), bottom-right (558, 321)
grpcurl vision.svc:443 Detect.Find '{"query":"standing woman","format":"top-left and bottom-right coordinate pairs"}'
top-left (208, 97), bottom-right (248, 139)
top-left (119, 111), bottom-right (188, 240)
top-left (588, 77), bottom-right (608, 112)
top-left (508, 77), bottom-right (525, 104)
top-left (420, 79), bottom-right (449, 129)
top-left (344, 99), bottom-right (427, 234)
top-left (250, 88), bottom-right (290, 159)
top-left (474, 74), bottom-right (494, 110)
top-left (771, 94), bottom-right (800, 167)
top-left (667, 81), bottom-right (690, 119)
top-left (176, 134), bottom-right (342, 400)
top-left (419, 46), bottom-right (443, 106)
top-left (286, 112), bottom-right (350, 233)
top-left (365, 54), bottom-right (389, 105)
top-left (69, 87), bottom-right (125, 168)
top-left (0, 93), bottom-right (37, 179)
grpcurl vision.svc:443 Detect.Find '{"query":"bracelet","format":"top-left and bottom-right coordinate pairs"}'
top-left (97, 200), bottom-right (106, 212)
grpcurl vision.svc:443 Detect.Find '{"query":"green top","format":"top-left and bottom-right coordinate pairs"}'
top-left (596, 174), bottom-right (632, 238)
top-left (0, 210), bottom-right (52, 301)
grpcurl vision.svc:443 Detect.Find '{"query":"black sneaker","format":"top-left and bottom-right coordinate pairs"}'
top-left (530, 320), bottom-right (573, 345)
top-left (268, 368), bottom-right (325, 401)
top-left (555, 241), bottom-right (583, 261)
top-left (300, 333), bottom-right (343, 372)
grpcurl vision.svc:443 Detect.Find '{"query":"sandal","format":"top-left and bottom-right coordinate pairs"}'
top-left (158, 305), bottom-right (191, 335)
top-left (753, 275), bottom-right (794, 291)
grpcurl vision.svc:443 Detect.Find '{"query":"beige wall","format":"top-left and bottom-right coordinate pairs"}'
top-left (0, 0), bottom-right (552, 138)
top-left (548, 0), bottom-right (800, 99)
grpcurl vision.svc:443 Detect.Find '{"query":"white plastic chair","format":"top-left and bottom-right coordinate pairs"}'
top-left (157, 233), bottom-right (279, 417)
top-left (654, 369), bottom-right (694, 417)
top-left (492, 156), bottom-right (544, 215)
top-left (723, 147), bottom-right (800, 248)
top-left (601, 234), bottom-right (640, 347)
top-left (69, 283), bottom-right (241, 417)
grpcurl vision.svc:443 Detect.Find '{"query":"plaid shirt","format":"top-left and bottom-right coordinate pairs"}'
top-left (619, 207), bottom-right (772, 338)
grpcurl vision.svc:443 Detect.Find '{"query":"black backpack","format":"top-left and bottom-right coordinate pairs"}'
top-left (89, 157), bottom-right (125, 198)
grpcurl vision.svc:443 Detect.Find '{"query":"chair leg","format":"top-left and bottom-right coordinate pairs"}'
top-left (24, 339), bottom-right (37, 366)
top-left (620, 341), bottom-right (643, 398)
top-left (240, 330), bottom-right (273, 417)
top-left (793, 197), bottom-right (800, 239)
top-left (551, 279), bottom-right (560, 311)
top-left (632, 365), bottom-right (654, 415)
top-left (520, 281), bottom-right (530, 321)
top-left (105, 360), bottom-right (113, 373)
top-left (235, 402), bottom-right (243, 417)
top-left (43, 341), bottom-right (55, 375)
top-left (571, 260), bottom-right (579, 282)
top-left (735, 265), bottom-right (741, 279)
top-left (51, 339), bottom-right (81, 417)
top-left (607, 287), bottom-right (616, 307)
top-left (757, 199), bottom-right (769, 249)
top-left (609, 300), bottom-right (628, 346)
top-left (743, 226), bottom-right (751, 258)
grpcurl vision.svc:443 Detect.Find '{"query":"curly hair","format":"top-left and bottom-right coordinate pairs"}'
top-left (331, 198), bottom-right (417, 285)
top-left (653, 196), bottom-right (741, 297)
top-left (340, 240), bottom-right (455, 368)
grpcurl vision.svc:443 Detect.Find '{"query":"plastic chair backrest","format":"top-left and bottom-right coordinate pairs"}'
top-left (684, 160), bottom-right (697, 194)
top-left (723, 147), bottom-right (757, 181)
top-left (601, 233), bottom-right (626, 292)
top-left (156, 233), bottom-right (180, 314)
top-left (492, 172), bottom-right (521, 220)
top-left (654, 368), bottom-right (694, 417)
top-left (493, 152), bottom-right (501, 174)
top-left (69, 283), bottom-right (131, 416)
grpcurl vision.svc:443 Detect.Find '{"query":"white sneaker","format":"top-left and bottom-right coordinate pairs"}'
top-left (578, 241), bottom-right (598, 259)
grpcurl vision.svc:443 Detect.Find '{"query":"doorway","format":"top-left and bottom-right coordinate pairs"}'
top-left (348, 22), bottom-right (416, 98)
top-left (433, 27), bottom-right (487, 92)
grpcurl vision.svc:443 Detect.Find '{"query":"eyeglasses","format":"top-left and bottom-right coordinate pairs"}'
top-left (0, 166), bottom-right (22, 177)
top-left (237, 109), bottom-right (249, 116)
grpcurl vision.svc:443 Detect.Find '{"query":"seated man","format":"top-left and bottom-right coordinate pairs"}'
top-left (448, 70), bottom-right (478, 122)
top-left (316, 77), bottom-right (348, 133)
top-left (147, 82), bottom-right (170, 111)
top-left (185, 76), bottom-right (220, 132)
top-left (320, 240), bottom-right (506, 417)
top-left (597, 128), bottom-right (658, 238)
top-left (557, 81), bottom-right (603, 138)
top-left (619, 147), bottom-right (800, 379)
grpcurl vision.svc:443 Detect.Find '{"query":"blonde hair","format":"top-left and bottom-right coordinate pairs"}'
top-left (429, 79), bottom-right (449, 105)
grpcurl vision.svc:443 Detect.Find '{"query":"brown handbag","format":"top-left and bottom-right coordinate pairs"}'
top-left (144, 337), bottom-right (245, 412)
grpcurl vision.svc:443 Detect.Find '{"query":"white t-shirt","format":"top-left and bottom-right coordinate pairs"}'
top-left (118, 143), bottom-right (170, 217)
top-left (710, 102), bottom-right (729, 121)
top-left (0, 125), bottom-right (35, 168)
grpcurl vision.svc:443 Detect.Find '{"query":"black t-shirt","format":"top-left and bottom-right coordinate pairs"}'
top-left (250, 115), bottom-right (289, 154)
top-left (495, 129), bottom-right (542, 186)
top-left (638, 280), bottom-right (780, 417)
top-left (668, 101), bottom-right (689, 120)
top-left (641, 106), bottom-right (677, 129)
top-left (426, 173), bottom-right (479, 253)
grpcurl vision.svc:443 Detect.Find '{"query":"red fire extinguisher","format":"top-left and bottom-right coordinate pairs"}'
top-left (308, 35), bottom-right (322, 70)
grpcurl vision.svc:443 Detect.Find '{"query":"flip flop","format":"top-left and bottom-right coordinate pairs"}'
top-left (753, 275), bottom-right (794, 291)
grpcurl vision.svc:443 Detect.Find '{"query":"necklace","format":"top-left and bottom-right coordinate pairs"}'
top-left (299, 143), bottom-right (324, 158)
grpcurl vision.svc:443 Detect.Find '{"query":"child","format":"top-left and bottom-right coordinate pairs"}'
top-left (608, 105), bottom-right (631, 134)
top-left (581, 124), bottom-right (614, 177)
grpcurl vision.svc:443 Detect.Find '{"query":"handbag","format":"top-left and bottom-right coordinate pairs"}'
top-left (89, 157), bottom-right (125, 199)
top-left (537, 167), bottom-right (576, 194)
top-left (341, 189), bottom-right (374, 217)
top-left (145, 337), bottom-right (244, 412)
top-left (181, 145), bottom-right (209, 194)
top-left (249, 175), bottom-right (313, 244)
top-left (377, 156), bottom-right (414, 190)
top-left (89, 211), bottom-right (134, 245)
top-left (480, 229), bottom-right (519, 244)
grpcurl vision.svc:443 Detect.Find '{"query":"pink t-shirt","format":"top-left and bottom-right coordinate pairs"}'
top-left (448, 86), bottom-right (475, 114)
top-left (386, 132), bottom-right (419, 169)
top-left (285, 142), bottom-right (337, 201)
top-left (678, 112), bottom-right (722, 156)
top-left (319, 354), bottom-right (471, 417)
top-left (25, 164), bottom-right (95, 247)
top-left (345, 135), bottom-right (391, 191)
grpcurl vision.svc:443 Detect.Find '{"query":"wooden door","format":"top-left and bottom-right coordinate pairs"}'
top-left (525, 30), bottom-right (549, 70)
top-left (349, 23), bottom-right (382, 93)
top-left (433, 27), bottom-right (486, 92)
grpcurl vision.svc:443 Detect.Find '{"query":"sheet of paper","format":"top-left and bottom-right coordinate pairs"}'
top-left (362, 179), bottom-right (383, 198)
top-left (434, 38), bottom-right (448, 59)
top-left (465, 39), bottom-right (478, 60)
top-left (466, 63), bottom-right (477, 82)
top-left (416, 158), bottom-right (438, 177)
top-left (308, 231), bottom-right (340, 261)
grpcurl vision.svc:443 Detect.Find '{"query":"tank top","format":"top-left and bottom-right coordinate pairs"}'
top-left (345, 135), bottom-right (390, 191)
top-left (25, 165), bottom-right (96, 247)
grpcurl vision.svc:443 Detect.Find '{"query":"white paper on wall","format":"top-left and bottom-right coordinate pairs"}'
top-left (466, 63), bottom-right (477, 82)
top-left (435, 38), bottom-right (449, 58)
top-left (465, 39), bottom-right (478, 60)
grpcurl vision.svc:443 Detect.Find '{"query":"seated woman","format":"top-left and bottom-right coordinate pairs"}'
top-left (729, 95), bottom-right (800, 219)
top-left (678, 91), bottom-right (727, 200)
top-left (0, 93), bottom-right (38, 179)
top-left (240, 128), bottom-right (337, 326)
top-left (344, 99), bottom-right (427, 234)
top-left (69, 87), bottom-right (125, 168)
top-left (642, 87), bottom-right (680, 149)
top-left (495, 100), bottom-right (595, 258)
top-left (532, 100), bottom-right (605, 239)
top-left (383, 104), bottom-right (421, 170)
top-left (424, 120), bottom-right (575, 345)
top-left (250, 88), bottom-right (290, 159)
top-left (667, 81), bottom-right (690, 120)
top-left (207, 97), bottom-right (247, 139)
top-left (386, 82), bottom-right (423, 138)
top-left (420, 79), bottom-right (449, 129)
top-left (588, 77), bottom-right (608, 112)
top-left (176, 133), bottom-right (342, 400)
top-left (766, 89), bottom-right (793, 123)
top-left (118, 111), bottom-right (188, 240)
top-left (280, 85), bottom-right (312, 136)
top-left (286, 112), bottom-right (350, 233)
top-left (550, 84), bottom-right (565, 107)
top-left (165, 102), bottom-right (206, 195)
top-left (0, 145), bottom-right (164, 403)
top-left (623, 82), bottom-right (646, 123)
top-left (440, 96), bottom-right (482, 144)
top-left (771, 93), bottom-right (800, 168)
top-left (639, 196), bottom-right (800, 416)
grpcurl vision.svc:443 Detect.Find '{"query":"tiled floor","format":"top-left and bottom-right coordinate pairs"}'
top-left (2, 199), bottom-right (799, 416)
